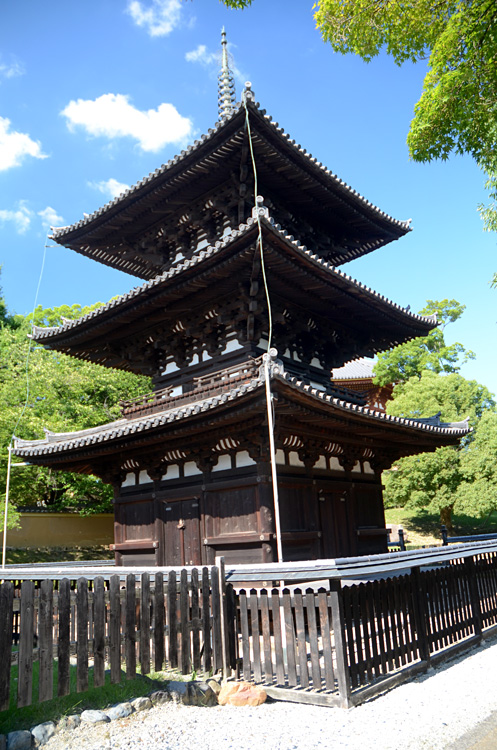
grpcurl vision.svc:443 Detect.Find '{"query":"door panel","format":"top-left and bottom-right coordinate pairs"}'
top-left (161, 497), bottom-right (201, 566)
top-left (318, 489), bottom-right (356, 558)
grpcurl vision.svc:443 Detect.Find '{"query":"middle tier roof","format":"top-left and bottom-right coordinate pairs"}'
top-left (32, 213), bottom-right (436, 375)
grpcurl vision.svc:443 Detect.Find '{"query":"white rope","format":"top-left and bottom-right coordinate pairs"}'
top-left (243, 88), bottom-right (283, 562)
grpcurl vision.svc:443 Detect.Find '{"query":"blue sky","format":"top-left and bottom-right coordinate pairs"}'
top-left (1, 1), bottom-right (495, 395)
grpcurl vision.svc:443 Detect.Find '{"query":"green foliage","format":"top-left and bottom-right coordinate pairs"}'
top-left (0, 304), bottom-right (151, 516)
top-left (313, 0), bottom-right (497, 230)
top-left (383, 367), bottom-right (496, 529)
top-left (374, 299), bottom-right (474, 386)
top-left (387, 370), bottom-right (494, 426)
top-left (457, 410), bottom-right (497, 516)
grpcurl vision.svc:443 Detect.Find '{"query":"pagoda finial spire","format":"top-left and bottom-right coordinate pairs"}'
top-left (218, 28), bottom-right (236, 120)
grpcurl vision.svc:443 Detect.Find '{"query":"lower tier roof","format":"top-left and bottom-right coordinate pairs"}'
top-left (13, 360), bottom-right (469, 479)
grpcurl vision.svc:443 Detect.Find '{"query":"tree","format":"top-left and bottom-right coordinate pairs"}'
top-left (221, 0), bottom-right (497, 261)
top-left (457, 410), bottom-right (497, 518)
top-left (383, 370), bottom-right (495, 530)
top-left (0, 305), bottom-right (150, 519)
top-left (373, 299), bottom-right (474, 386)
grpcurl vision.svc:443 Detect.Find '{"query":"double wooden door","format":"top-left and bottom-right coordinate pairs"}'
top-left (318, 488), bottom-right (357, 559)
top-left (160, 496), bottom-right (201, 566)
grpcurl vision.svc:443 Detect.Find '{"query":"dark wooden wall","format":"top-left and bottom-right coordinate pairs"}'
top-left (113, 466), bottom-right (387, 566)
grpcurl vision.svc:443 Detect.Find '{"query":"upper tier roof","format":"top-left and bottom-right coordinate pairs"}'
top-left (32, 212), bottom-right (435, 373)
top-left (50, 86), bottom-right (411, 279)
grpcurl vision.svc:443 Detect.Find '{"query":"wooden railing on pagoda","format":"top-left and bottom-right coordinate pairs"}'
top-left (119, 358), bottom-right (262, 418)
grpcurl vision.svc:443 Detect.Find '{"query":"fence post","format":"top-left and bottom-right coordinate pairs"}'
top-left (215, 556), bottom-right (230, 679)
top-left (0, 581), bottom-right (14, 711)
top-left (411, 566), bottom-right (431, 667)
top-left (329, 579), bottom-right (352, 709)
top-left (398, 528), bottom-right (406, 551)
top-left (465, 556), bottom-right (483, 643)
top-left (441, 525), bottom-right (448, 546)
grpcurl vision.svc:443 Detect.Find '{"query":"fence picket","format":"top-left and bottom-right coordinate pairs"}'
top-left (282, 589), bottom-right (297, 687)
top-left (125, 573), bottom-right (136, 680)
top-left (167, 570), bottom-right (178, 669)
top-left (93, 577), bottom-right (105, 688)
top-left (191, 568), bottom-right (201, 672)
top-left (140, 573), bottom-right (151, 676)
top-left (38, 579), bottom-right (53, 702)
top-left (271, 590), bottom-right (285, 687)
top-left (154, 572), bottom-right (165, 672)
top-left (76, 577), bottom-right (89, 693)
top-left (109, 574), bottom-right (121, 683)
top-left (180, 569), bottom-right (190, 675)
top-left (260, 590), bottom-right (273, 684)
top-left (202, 567), bottom-right (212, 675)
top-left (0, 582), bottom-right (14, 711)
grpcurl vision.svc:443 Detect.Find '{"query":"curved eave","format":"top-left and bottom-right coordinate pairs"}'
top-left (50, 99), bottom-right (409, 275)
top-left (13, 371), bottom-right (469, 464)
top-left (31, 215), bottom-right (435, 366)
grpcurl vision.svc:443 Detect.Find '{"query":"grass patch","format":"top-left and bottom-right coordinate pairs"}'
top-left (0, 660), bottom-right (174, 735)
top-left (5, 546), bottom-right (114, 565)
top-left (385, 507), bottom-right (497, 547)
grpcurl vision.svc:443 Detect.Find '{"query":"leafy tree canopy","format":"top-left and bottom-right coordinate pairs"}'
top-left (457, 410), bottom-right (497, 517)
top-left (374, 299), bottom-right (475, 386)
top-left (384, 370), bottom-right (495, 530)
top-left (0, 304), bottom-right (150, 523)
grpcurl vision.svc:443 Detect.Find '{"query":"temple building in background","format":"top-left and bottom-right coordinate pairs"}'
top-left (14, 34), bottom-right (469, 565)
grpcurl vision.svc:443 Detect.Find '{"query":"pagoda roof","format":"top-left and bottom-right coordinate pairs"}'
top-left (32, 213), bottom-right (435, 372)
top-left (50, 91), bottom-right (410, 278)
top-left (13, 363), bottom-right (469, 470)
top-left (332, 358), bottom-right (376, 381)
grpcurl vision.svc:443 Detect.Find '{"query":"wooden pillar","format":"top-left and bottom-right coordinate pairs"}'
top-left (329, 579), bottom-right (352, 709)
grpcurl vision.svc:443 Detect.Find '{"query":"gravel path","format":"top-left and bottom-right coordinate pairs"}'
top-left (46, 637), bottom-right (497, 750)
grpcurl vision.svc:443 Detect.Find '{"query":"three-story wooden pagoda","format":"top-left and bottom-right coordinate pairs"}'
top-left (14, 36), bottom-right (469, 565)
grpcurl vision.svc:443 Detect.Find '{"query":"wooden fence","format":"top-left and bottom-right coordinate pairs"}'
top-left (2, 547), bottom-right (497, 711)
top-left (234, 551), bottom-right (497, 707)
top-left (0, 566), bottom-right (232, 712)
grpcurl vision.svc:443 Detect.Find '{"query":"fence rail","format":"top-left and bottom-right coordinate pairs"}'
top-left (3, 545), bottom-right (497, 711)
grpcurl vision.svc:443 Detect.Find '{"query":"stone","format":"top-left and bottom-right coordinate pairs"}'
top-left (218, 682), bottom-right (242, 706)
top-left (106, 703), bottom-right (133, 721)
top-left (193, 682), bottom-right (218, 707)
top-left (6, 731), bottom-right (32, 750)
top-left (166, 681), bottom-right (188, 704)
top-left (130, 696), bottom-right (152, 712)
top-left (31, 723), bottom-right (55, 746)
top-left (150, 690), bottom-right (171, 705)
top-left (206, 678), bottom-right (222, 696)
top-left (57, 716), bottom-right (80, 731)
top-left (218, 681), bottom-right (267, 707)
top-left (80, 709), bottom-right (110, 724)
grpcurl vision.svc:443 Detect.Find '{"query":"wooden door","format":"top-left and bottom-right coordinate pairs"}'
top-left (161, 497), bottom-right (201, 566)
top-left (318, 488), bottom-right (356, 559)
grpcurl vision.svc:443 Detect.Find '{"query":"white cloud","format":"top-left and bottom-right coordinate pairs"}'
top-left (185, 45), bottom-right (217, 67)
top-left (88, 178), bottom-right (130, 200)
top-left (0, 58), bottom-right (24, 80)
top-left (0, 116), bottom-right (47, 171)
top-left (61, 93), bottom-right (192, 152)
top-left (185, 43), bottom-right (245, 84)
top-left (38, 206), bottom-right (64, 230)
top-left (0, 201), bottom-right (33, 234)
top-left (127, 0), bottom-right (182, 37)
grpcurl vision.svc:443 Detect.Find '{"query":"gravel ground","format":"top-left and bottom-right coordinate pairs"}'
top-left (46, 637), bottom-right (497, 750)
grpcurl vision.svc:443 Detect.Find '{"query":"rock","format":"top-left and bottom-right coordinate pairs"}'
top-left (193, 682), bottom-right (218, 707)
top-left (0, 735), bottom-right (6, 750)
top-left (31, 723), bottom-right (55, 746)
top-left (167, 681), bottom-right (188, 704)
top-left (57, 716), bottom-right (80, 731)
top-left (130, 696), bottom-right (152, 712)
top-left (218, 682), bottom-right (242, 706)
top-left (6, 731), bottom-right (32, 750)
top-left (106, 703), bottom-right (133, 721)
top-left (218, 681), bottom-right (267, 707)
top-left (206, 678), bottom-right (222, 696)
top-left (150, 690), bottom-right (171, 705)
top-left (80, 709), bottom-right (110, 724)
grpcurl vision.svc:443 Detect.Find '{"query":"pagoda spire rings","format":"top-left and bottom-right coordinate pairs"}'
top-left (218, 28), bottom-right (237, 120)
